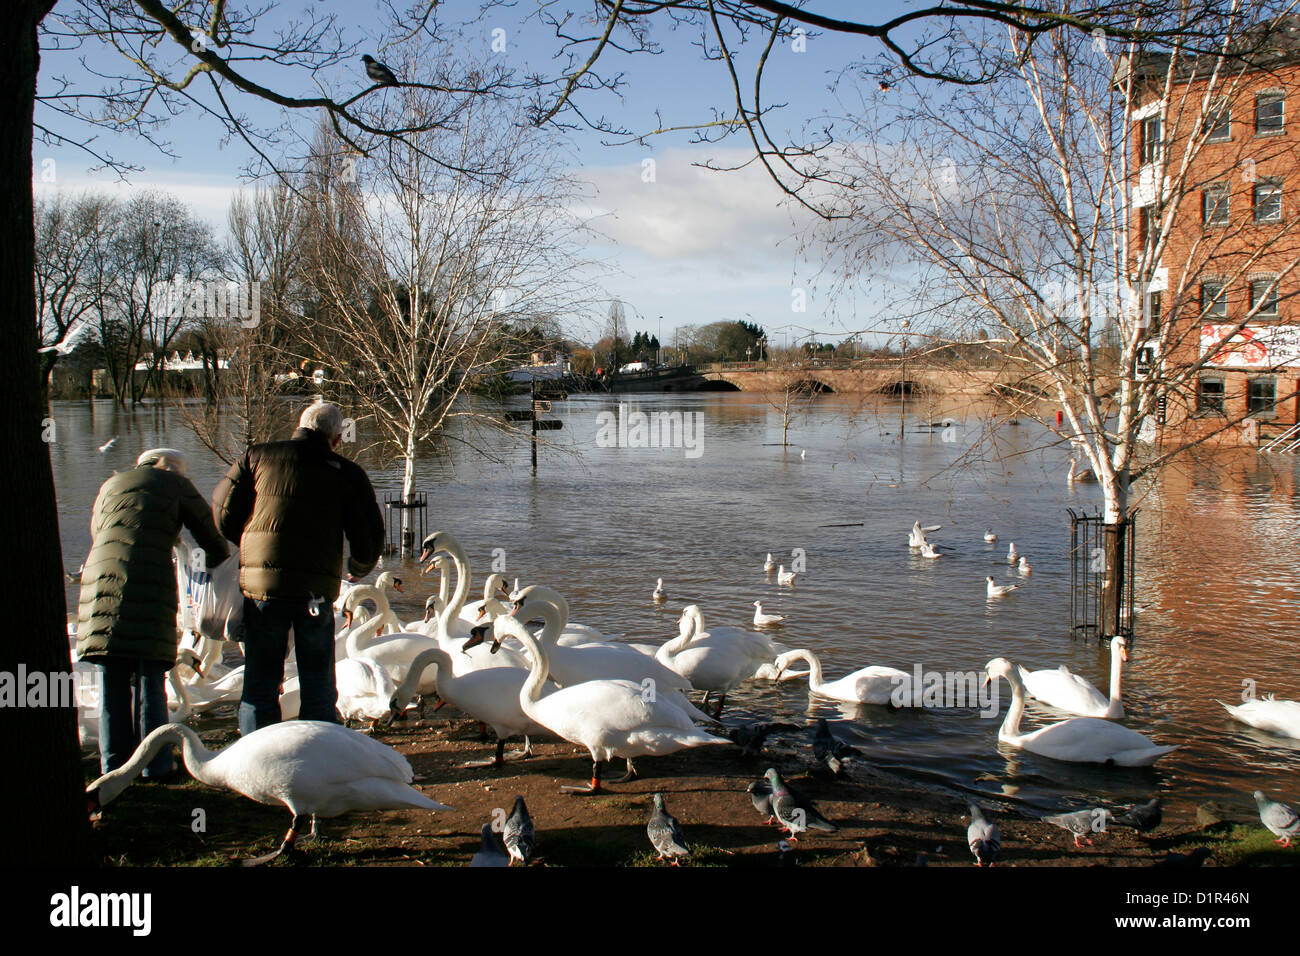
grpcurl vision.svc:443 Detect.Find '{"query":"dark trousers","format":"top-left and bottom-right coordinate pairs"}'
top-left (98, 658), bottom-right (173, 777)
top-left (238, 595), bottom-right (338, 735)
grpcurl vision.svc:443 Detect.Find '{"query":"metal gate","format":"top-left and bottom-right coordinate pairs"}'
top-left (1067, 509), bottom-right (1137, 642)
top-left (384, 492), bottom-right (428, 556)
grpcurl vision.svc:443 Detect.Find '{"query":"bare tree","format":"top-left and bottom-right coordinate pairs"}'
top-left (818, 13), bottom-right (1300, 633)
top-left (292, 78), bottom-right (594, 550)
top-left (33, 191), bottom-right (113, 396)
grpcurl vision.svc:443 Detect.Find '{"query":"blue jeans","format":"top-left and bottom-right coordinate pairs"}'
top-left (238, 595), bottom-right (338, 735)
top-left (98, 658), bottom-right (173, 778)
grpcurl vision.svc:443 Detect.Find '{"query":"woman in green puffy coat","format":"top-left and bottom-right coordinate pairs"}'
top-left (76, 448), bottom-right (229, 777)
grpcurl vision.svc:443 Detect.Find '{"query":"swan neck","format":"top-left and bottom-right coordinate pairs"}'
top-left (94, 725), bottom-right (213, 805)
top-left (999, 670), bottom-right (1025, 740)
top-left (1109, 644), bottom-right (1124, 709)
top-left (445, 542), bottom-right (471, 616)
top-left (347, 608), bottom-right (387, 656)
top-left (394, 648), bottom-right (450, 704)
top-left (800, 649), bottom-right (825, 690)
top-left (505, 622), bottom-right (549, 708)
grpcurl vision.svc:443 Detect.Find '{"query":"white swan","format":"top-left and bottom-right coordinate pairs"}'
top-left (492, 614), bottom-right (729, 792)
top-left (512, 587), bottom-right (716, 724)
top-left (656, 608), bottom-right (777, 715)
top-left (773, 647), bottom-right (913, 706)
top-left (85, 721), bottom-right (452, 863)
top-left (460, 572), bottom-right (511, 626)
top-left (387, 646), bottom-right (551, 766)
top-left (1219, 694), bottom-right (1300, 739)
top-left (986, 576), bottom-right (1019, 598)
top-left (752, 602), bottom-right (785, 627)
top-left (777, 565), bottom-right (798, 585)
top-left (1018, 636), bottom-right (1125, 719)
top-left (983, 658), bottom-right (1176, 766)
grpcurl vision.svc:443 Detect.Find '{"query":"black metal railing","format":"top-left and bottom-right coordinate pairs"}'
top-left (384, 492), bottom-right (427, 556)
top-left (1068, 508), bottom-right (1137, 642)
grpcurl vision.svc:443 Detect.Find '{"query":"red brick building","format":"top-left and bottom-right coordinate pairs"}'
top-left (1127, 26), bottom-right (1300, 447)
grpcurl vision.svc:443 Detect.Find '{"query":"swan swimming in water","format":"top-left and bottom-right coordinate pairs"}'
top-left (773, 647), bottom-right (913, 706)
top-left (1018, 636), bottom-right (1126, 719)
top-left (1219, 694), bottom-right (1300, 740)
top-left (983, 658), bottom-right (1176, 766)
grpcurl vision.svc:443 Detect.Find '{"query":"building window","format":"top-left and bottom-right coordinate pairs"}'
top-left (1203, 183), bottom-right (1230, 225)
top-left (1254, 179), bottom-right (1282, 222)
top-left (1248, 378), bottom-right (1277, 415)
top-left (1205, 100), bottom-right (1231, 141)
top-left (1255, 92), bottom-right (1284, 134)
top-left (1201, 281), bottom-right (1227, 318)
top-left (1141, 115), bottom-right (1162, 164)
top-left (1250, 277), bottom-right (1280, 317)
top-left (1197, 378), bottom-right (1225, 413)
top-left (1144, 291), bottom-right (1162, 327)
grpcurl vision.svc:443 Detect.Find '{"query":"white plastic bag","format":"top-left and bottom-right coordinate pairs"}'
top-left (179, 545), bottom-right (244, 641)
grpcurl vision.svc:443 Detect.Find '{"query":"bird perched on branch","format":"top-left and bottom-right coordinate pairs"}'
top-left (362, 54), bottom-right (399, 86)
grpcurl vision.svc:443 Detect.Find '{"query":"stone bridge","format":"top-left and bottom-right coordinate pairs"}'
top-left (699, 361), bottom-right (1042, 396)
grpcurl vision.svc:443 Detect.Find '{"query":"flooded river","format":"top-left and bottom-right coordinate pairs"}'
top-left (50, 393), bottom-right (1300, 824)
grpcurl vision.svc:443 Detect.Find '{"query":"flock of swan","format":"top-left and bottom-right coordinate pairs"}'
top-left (80, 523), bottom-right (1300, 865)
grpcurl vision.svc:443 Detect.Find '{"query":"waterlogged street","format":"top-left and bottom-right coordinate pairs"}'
top-left (51, 393), bottom-right (1300, 835)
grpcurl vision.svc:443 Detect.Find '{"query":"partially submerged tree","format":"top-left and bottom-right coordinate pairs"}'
top-left (819, 11), bottom-right (1300, 633)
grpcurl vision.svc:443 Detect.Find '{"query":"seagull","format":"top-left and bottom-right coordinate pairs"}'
top-left (1043, 807), bottom-right (1110, 848)
top-left (64, 563), bottom-right (84, 583)
top-left (727, 722), bottom-right (799, 758)
top-left (909, 521), bottom-right (941, 548)
top-left (1007, 542), bottom-right (1019, 563)
top-left (97, 436), bottom-right (118, 454)
top-left (764, 767), bottom-right (837, 840)
top-left (502, 795), bottom-right (535, 866)
top-left (1253, 790), bottom-right (1300, 846)
top-left (967, 804), bottom-right (1001, 866)
top-left (919, 541), bottom-right (942, 559)
top-left (984, 529), bottom-right (998, 543)
top-left (361, 54), bottom-right (399, 86)
top-left (800, 449), bottom-right (807, 459)
top-left (777, 565), bottom-right (798, 586)
top-left (647, 793), bottom-right (690, 865)
top-left (1112, 797), bottom-right (1162, 833)
top-left (763, 552), bottom-right (776, 573)
top-left (469, 822), bottom-right (509, 867)
top-left (986, 576), bottom-right (1020, 599)
top-left (812, 718), bottom-right (861, 776)
top-left (652, 578), bottom-right (666, 604)
top-left (752, 601), bottom-right (785, 627)
top-left (1018, 556), bottom-right (1032, 575)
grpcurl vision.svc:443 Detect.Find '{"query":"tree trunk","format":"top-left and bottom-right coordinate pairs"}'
top-left (401, 431), bottom-right (417, 556)
top-left (0, 0), bottom-right (92, 864)
top-left (1099, 469), bottom-right (1130, 639)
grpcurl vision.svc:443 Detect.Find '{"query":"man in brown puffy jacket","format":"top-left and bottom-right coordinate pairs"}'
top-left (212, 402), bottom-right (384, 734)
top-left (77, 448), bottom-right (229, 778)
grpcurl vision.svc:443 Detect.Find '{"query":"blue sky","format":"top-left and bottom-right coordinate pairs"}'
top-left (34, 2), bottom-right (928, 347)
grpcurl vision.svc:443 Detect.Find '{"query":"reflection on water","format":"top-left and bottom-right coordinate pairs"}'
top-left (50, 395), bottom-right (1300, 822)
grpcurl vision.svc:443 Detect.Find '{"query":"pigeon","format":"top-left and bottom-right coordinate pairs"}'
top-left (97, 436), bottom-right (118, 454)
top-left (983, 529), bottom-right (998, 543)
top-left (1253, 790), bottom-right (1300, 846)
top-left (1007, 542), bottom-right (1019, 563)
top-left (967, 804), bottom-right (1001, 866)
top-left (752, 601), bottom-right (784, 627)
top-left (361, 54), bottom-right (399, 86)
top-left (1043, 807), bottom-right (1110, 848)
top-left (986, 576), bottom-right (1020, 598)
top-left (502, 795), bottom-right (535, 866)
top-left (469, 822), bottom-right (509, 867)
top-left (919, 541), bottom-right (941, 559)
top-left (1113, 797), bottom-right (1162, 833)
top-left (763, 552), bottom-right (776, 573)
top-left (1155, 847), bottom-right (1213, 867)
top-left (647, 793), bottom-right (690, 865)
top-left (764, 767), bottom-right (837, 840)
top-left (746, 778), bottom-right (774, 821)
top-left (812, 718), bottom-right (862, 776)
top-left (652, 578), bottom-right (666, 604)
top-left (777, 565), bottom-right (798, 585)
top-left (1018, 556), bottom-right (1032, 575)
top-left (727, 722), bottom-right (799, 758)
